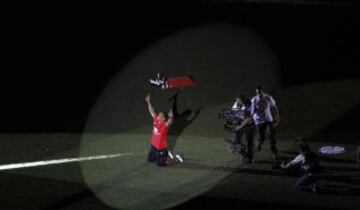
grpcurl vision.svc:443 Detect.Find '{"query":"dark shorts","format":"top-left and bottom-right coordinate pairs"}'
top-left (147, 145), bottom-right (169, 167)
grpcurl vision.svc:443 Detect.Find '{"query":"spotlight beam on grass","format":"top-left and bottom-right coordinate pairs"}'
top-left (0, 153), bottom-right (133, 171)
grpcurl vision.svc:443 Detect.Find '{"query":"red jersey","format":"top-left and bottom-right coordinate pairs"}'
top-left (151, 115), bottom-right (168, 150)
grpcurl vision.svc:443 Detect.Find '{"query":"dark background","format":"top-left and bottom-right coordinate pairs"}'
top-left (1, 1), bottom-right (360, 132)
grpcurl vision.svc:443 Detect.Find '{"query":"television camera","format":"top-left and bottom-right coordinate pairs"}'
top-left (218, 108), bottom-right (245, 132)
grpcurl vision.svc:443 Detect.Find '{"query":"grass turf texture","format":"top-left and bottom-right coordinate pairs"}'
top-left (0, 80), bottom-right (359, 210)
top-left (80, 79), bottom-right (360, 210)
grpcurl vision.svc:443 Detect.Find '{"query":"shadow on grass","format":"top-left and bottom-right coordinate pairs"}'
top-left (168, 92), bottom-right (201, 151)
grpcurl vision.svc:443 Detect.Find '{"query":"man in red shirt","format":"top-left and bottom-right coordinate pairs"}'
top-left (145, 94), bottom-right (183, 166)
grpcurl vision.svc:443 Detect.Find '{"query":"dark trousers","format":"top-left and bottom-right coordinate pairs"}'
top-left (257, 122), bottom-right (278, 155)
top-left (147, 145), bottom-right (168, 167)
top-left (233, 125), bottom-right (255, 160)
top-left (294, 173), bottom-right (319, 192)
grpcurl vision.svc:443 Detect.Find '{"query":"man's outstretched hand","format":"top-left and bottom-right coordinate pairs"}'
top-left (145, 94), bottom-right (150, 103)
top-left (168, 110), bottom-right (174, 119)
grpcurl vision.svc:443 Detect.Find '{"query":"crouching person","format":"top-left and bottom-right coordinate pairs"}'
top-left (281, 141), bottom-right (321, 193)
top-left (145, 94), bottom-right (183, 166)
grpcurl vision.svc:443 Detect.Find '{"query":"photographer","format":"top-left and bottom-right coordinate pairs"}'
top-left (280, 140), bottom-right (321, 193)
top-left (230, 95), bottom-right (255, 164)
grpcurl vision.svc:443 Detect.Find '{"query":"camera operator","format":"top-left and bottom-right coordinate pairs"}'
top-left (231, 95), bottom-right (255, 164)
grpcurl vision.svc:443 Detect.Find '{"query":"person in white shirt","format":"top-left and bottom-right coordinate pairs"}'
top-left (251, 86), bottom-right (280, 160)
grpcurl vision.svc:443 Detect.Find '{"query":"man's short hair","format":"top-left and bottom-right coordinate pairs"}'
top-left (236, 94), bottom-right (251, 106)
top-left (256, 86), bottom-right (264, 92)
top-left (299, 143), bottom-right (311, 153)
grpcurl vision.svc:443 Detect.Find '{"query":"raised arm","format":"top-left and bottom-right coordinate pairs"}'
top-left (166, 110), bottom-right (174, 127)
top-left (145, 94), bottom-right (156, 118)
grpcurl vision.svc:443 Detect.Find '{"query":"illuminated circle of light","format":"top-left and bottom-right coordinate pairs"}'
top-left (80, 23), bottom-right (279, 209)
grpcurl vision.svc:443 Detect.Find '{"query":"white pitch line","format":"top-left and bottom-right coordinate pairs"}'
top-left (0, 153), bottom-right (133, 171)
